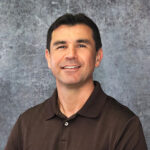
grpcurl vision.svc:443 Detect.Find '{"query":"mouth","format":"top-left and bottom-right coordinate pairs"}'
top-left (61, 65), bottom-right (81, 71)
top-left (63, 66), bottom-right (80, 69)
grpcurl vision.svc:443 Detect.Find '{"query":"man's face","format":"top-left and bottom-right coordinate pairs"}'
top-left (45, 24), bottom-right (103, 87)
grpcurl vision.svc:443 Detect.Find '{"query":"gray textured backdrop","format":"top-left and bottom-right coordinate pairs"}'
top-left (0, 0), bottom-right (150, 149)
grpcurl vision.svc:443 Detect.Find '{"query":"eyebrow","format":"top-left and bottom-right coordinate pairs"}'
top-left (53, 41), bottom-right (66, 46)
top-left (76, 39), bottom-right (91, 44)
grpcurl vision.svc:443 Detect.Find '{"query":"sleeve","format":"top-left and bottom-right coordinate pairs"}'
top-left (4, 115), bottom-right (23, 150)
top-left (115, 116), bottom-right (148, 150)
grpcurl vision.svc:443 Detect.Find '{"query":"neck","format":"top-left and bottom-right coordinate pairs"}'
top-left (56, 80), bottom-right (95, 118)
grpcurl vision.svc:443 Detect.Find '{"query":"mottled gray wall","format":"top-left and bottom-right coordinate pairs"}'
top-left (0, 0), bottom-right (150, 149)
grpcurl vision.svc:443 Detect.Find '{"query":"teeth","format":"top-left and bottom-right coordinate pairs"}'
top-left (64, 66), bottom-right (79, 69)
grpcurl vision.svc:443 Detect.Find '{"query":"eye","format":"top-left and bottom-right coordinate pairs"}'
top-left (56, 45), bottom-right (66, 49)
top-left (78, 44), bottom-right (86, 48)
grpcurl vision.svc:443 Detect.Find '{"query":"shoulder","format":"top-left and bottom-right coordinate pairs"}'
top-left (106, 96), bottom-right (136, 118)
top-left (101, 96), bottom-right (143, 139)
top-left (101, 95), bottom-right (138, 127)
top-left (107, 96), bottom-right (135, 118)
top-left (102, 96), bottom-right (147, 149)
top-left (23, 98), bottom-right (49, 115)
top-left (18, 98), bottom-right (52, 125)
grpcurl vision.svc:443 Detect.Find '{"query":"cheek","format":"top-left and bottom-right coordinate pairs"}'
top-left (81, 54), bottom-right (96, 68)
top-left (50, 58), bottom-right (57, 69)
top-left (87, 52), bottom-right (96, 64)
top-left (50, 55), bottom-right (62, 68)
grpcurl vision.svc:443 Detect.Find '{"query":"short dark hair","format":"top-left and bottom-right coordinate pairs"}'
top-left (46, 13), bottom-right (102, 51)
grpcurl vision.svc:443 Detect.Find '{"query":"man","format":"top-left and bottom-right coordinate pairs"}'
top-left (5, 13), bottom-right (147, 150)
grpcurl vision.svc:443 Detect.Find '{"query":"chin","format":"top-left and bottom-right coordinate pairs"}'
top-left (59, 79), bottom-right (83, 87)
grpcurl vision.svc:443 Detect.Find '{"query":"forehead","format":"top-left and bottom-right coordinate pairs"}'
top-left (51, 24), bottom-right (94, 44)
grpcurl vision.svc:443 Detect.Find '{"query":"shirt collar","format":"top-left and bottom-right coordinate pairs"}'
top-left (44, 81), bottom-right (107, 120)
top-left (43, 90), bottom-right (58, 120)
top-left (77, 81), bottom-right (107, 118)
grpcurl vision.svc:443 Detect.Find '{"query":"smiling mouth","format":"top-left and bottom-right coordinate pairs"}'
top-left (61, 65), bottom-right (81, 69)
top-left (63, 66), bottom-right (80, 69)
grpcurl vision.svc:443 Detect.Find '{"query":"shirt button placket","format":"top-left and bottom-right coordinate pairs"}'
top-left (58, 121), bottom-right (70, 150)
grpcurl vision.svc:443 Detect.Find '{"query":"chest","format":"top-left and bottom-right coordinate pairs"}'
top-left (23, 118), bottom-right (116, 150)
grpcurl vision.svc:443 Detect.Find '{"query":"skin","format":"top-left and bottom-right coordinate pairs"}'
top-left (45, 24), bottom-right (103, 117)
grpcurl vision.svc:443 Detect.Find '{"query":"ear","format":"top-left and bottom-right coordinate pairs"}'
top-left (45, 49), bottom-right (51, 69)
top-left (95, 48), bottom-right (103, 67)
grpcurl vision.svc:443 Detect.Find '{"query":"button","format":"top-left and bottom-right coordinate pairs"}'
top-left (64, 121), bottom-right (69, 126)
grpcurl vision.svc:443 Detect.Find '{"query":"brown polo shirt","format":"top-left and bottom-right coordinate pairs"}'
top-left (5, 81), bottom-right (147, 150)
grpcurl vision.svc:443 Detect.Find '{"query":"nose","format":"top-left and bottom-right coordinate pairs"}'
top-left (65, 45), bottom-right (77, 59)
